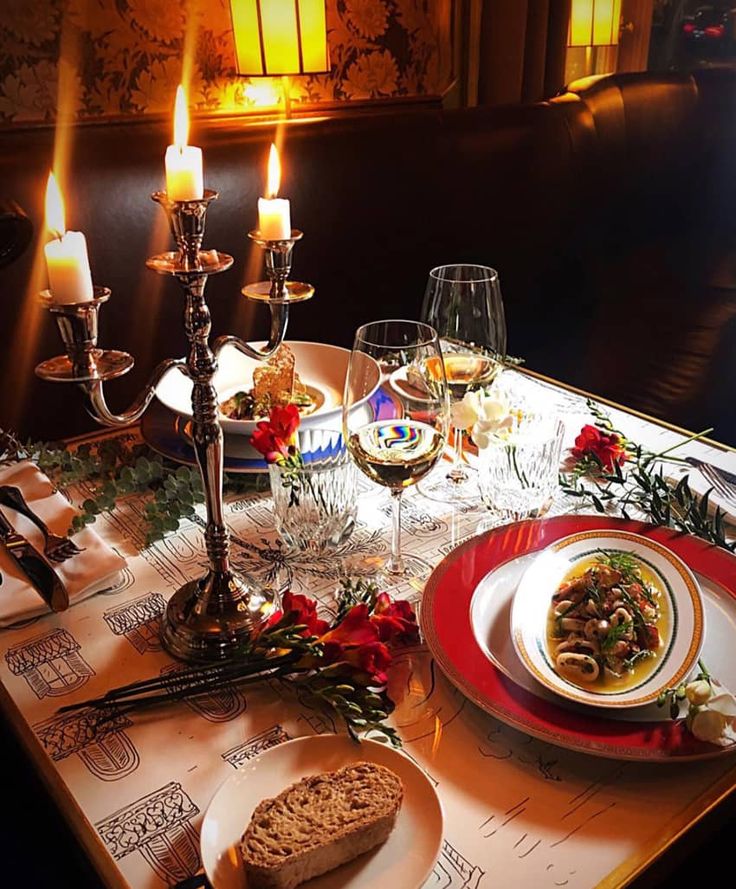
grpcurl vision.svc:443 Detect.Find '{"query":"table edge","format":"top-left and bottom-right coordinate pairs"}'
top-left (0, 679), bottom-right (130, 889)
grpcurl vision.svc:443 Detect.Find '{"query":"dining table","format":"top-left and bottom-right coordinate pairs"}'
top-left (1, 366), bottom-right (735, 889)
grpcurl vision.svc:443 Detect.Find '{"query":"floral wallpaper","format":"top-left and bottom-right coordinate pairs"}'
top-left (0, 0), bottom-right (453, 125)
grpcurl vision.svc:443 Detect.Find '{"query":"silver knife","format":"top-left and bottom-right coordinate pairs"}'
top-left (685, 457), bottom-right (736, 488)
top-left (0, 509), bottom-right (69, 611)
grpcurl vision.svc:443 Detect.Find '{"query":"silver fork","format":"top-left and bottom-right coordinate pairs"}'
top-left (690, 462), bottom-right (736, 508)
top-left (0, 485), bottom-right (84, 562)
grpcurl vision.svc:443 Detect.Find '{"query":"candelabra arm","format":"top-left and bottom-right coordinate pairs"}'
top-left (82, 359), bottom-right (189, 428)
top-left (213, 301), bottom-right (288, 361)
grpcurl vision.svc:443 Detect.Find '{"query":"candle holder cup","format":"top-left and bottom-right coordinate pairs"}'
top-left (36, 287), bottom-right (134, 383)
top-left (243, 230), bottom-right (314, 304)
top-left (35, 186), bottom-right (315, 663)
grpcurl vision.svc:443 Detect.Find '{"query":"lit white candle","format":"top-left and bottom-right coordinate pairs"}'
top-left (43, 172), bottom-right (94, 305)
top-left (165, 85), bottom-right (203, 201)
top-left (258, 143), bottom-right (291, 240)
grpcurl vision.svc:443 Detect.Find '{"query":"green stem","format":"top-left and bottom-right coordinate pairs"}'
top-left (654, 428), bottom-right (714, 460)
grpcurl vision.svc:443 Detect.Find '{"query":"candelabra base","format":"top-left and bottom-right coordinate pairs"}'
top-left (160, 569), bottom-right (275, 663)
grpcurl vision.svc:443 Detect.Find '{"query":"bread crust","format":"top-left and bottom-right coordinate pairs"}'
top-left (240, 762), bottom-right (403, 889)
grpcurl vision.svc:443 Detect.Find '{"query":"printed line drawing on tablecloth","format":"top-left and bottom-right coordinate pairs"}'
top-left (161, 662), bottom-right (247, 722)
top-left (379, 499), bottom-right (447, 536)
top-left (227, 527), bottom-right (386, 589)
top-left (4, 628), bottom-right (94, 698)
top-left (33, 708), bottom-right (140, 781)
top-left (103, 593), bottom-right (166, 653)
top-left (430, 839), bottom-right (485, 888)
top-left (388, 651), bottom-right (467, 743)
top-left (474, 762), bottom-right (622, 881)
top-left (96, 781), bottom-right (201, 885)
top-left (222, 725), bottom-right (291, 768)
top-left (229, 497), bottom-right (275, 528)
top-left (298, 710), bottom-right (337, 735)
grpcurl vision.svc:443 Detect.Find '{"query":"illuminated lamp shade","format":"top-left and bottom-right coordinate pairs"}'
top-left (568, 0), bottom-right (623, 47)
top-left (230, 0), bottom-right (329, 76)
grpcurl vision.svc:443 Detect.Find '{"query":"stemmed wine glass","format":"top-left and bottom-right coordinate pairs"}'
top-left (343, 320), bottom-right (450, 586)
top-left (418, 264), bottom-right (507, 503)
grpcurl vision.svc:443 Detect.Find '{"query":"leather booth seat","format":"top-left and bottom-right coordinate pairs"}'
top-left (2, 69), bottom-right (736, 444)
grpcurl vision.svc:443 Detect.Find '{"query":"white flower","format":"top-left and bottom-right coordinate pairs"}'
top-left (472, 397), bottom-right (514, 450)
top-left (450, 390), bottom-right (514, 450)
top-left (686, 681), bottom-right (736, 746)
top-left (691, 708), bottom-right (728, 744)
top-left (685, 679), bottom-right (712, 706)
top-left (450, 391), bottom-right (482, 430)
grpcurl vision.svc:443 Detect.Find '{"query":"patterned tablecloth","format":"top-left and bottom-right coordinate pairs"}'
top-left (1, 370), bottom-right (735, 889)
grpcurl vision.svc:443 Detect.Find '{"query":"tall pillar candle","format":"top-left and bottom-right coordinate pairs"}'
top-left (165, 85), bottom-right (204, 201)
top-left (43, 171), bottom-right (94, 304)
top-left (44, 232), bottom-right (94, 304)
top-left (258, 143), bottom-right (291, 239)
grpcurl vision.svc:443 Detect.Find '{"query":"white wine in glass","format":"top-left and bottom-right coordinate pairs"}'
top-left (419, 264), bottom-right (507, 503)
top-left (343, 320), bottom-right (450, 585)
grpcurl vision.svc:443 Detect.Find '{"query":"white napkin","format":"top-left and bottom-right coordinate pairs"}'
top-left (0, 461), bottom-right (126, 626)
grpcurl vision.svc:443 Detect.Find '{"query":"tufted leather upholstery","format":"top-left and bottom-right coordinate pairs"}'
top-left (2, 69), bottom-right (736, 443)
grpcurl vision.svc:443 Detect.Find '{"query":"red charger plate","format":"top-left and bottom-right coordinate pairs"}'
top-left (421, 515), bottom-right (736, 761)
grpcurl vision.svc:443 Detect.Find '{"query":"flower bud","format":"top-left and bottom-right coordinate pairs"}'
top-left (685, 680), bottom-right (712, 706)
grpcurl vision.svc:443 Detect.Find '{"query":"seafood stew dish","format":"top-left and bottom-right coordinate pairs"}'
top-left (548, 550), bottom-right (670, 692)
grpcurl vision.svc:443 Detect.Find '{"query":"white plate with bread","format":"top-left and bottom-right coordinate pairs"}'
top-left (200, 733), bottom-right (444, 889)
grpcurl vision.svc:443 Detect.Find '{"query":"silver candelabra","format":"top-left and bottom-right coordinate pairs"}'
top-left (35, 186), bottom-right (314, 663)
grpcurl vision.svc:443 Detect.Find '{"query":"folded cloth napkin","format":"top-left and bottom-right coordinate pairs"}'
top-left (0, 460), bottom-right (126, 626)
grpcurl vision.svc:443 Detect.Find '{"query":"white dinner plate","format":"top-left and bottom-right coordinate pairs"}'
top-left (156, 341), bottom-right (380, 440)
top-left (472, 546), bottom-right (735, 723)
top-left (200, 734), bottom-right (444, 889)
top-left (510, 530), bottom-right (706, 709)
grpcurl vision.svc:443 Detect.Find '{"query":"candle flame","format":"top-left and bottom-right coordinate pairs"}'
top-left (45, 171), bottom-right (65, 239)
top-left (266, 143), bottom-right (281, 198)
top-left (173, 84), bottom-right (189, 149)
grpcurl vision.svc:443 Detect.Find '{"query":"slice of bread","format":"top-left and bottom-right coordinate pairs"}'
top-left (240, 762), bottom-right (403, 889)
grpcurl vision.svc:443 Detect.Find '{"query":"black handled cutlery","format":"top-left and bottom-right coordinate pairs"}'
top-left (0, 508), bottom-right (69, 611)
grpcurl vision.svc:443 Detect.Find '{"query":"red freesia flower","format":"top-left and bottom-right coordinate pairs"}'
top-left (316, 604), bottom-right (393, 685)
top-left (268, 404), bottom-right (300, 445)
top-left (265, 592), bottom-right (330, 638)
top-left (249, 404), bottom-right (301, 464)
top-left (370, 593), bottom-right (420, 644)
top-left (572, 424), bottom-right (628, 471)
top-left (250, 425), bottom-right (289, 463)
top-left (341, 640), bottom-right (392, 685)
top-left (319, 604), bottom-right (379, 652)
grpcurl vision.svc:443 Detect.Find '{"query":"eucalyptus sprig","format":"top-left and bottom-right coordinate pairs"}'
top-left (0, 427), bottom-right (264, 546)
top-left (561, 402), bottom-right (735, 553)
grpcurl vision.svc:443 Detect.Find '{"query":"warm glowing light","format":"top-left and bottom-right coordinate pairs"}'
top-left (46, 173), bottom-right (66, 238)
top-left (244, 79), bottom-right (282, 108)
top-left (267, 143), bottom-right (281, 198)
top-left (173, 84), bottom-right (189, 148)
top-left (431, 716), bottom-right (443, 756)
top-left (230, 0), bottom-right (329, 76)
top-left (258, 142), bottom-right (291, 238)
top-left (568, 0), bottom-right (622, 47)
top-left (45, 171), bottom-right (65, 238)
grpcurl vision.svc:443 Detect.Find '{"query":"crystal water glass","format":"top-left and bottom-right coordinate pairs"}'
top-left (477, 414), bottom-right (565, 520)
top-left (269, 429), bottom-right (358, 551)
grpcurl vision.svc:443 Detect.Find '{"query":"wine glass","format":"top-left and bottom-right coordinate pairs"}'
top-left (418, 264), bottom-right (507, 503)
top-left (343, 320), bottom-right (450, 586)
